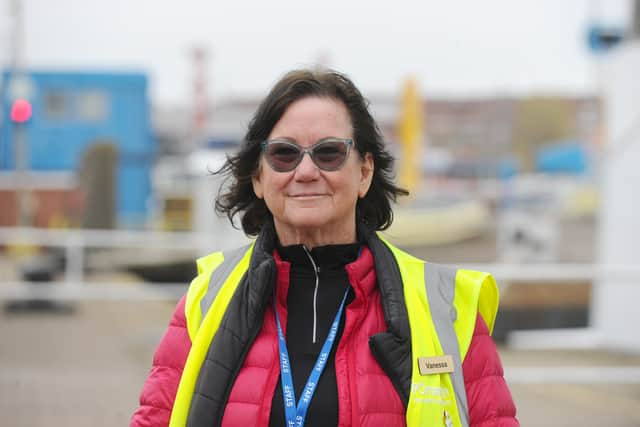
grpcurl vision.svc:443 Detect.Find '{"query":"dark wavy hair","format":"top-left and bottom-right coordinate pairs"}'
top-left (215, 69), bottom-right (408, 236)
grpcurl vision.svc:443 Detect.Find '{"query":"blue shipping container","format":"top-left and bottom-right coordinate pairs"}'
top-left (1, 70), bottom-right (155, 227)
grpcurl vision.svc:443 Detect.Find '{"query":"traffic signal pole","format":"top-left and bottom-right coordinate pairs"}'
top-left (8, 0), bottom-right (33, 226)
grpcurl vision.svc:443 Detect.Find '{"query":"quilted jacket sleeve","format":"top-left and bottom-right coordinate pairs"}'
top-left (462, 315), bottom-right (519, 427)
top-left (130, 295), bottom-right (191, 427)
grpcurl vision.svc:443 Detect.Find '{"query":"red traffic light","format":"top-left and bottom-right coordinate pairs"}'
top-left (10, 98), bottom-right (33, 123)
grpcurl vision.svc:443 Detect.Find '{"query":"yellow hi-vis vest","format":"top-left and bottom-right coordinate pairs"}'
top-left (169, 239), bottom-right (499, 427)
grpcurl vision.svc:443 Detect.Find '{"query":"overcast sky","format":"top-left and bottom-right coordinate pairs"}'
top-left (0, 0), bottom-right (633, 106)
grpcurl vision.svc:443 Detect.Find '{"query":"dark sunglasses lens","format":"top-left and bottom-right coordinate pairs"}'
top-left (312, 141), bottom-right (348, 170)
top-left (265, 142), bottom-right (301, 171)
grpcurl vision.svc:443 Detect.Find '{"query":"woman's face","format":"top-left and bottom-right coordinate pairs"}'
top-left (252, 96), bottom-right (373, 246)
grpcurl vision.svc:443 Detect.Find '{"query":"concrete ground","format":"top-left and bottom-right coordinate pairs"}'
top-left (1, 299), bottom-right (640, 427)
top-left (502, 348), bottom-right (640, 427)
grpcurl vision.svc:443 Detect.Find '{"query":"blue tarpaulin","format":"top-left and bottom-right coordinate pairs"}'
top-left (535, 141), bottom-right (588, 174)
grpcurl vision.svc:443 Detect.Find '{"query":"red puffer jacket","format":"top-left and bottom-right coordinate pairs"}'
top-left (131, 248), bottom-right (518, 426)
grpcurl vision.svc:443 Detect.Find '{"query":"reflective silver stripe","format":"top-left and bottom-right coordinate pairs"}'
top-left (199, 245), bottom-right (251, 322)
top-left (423, 262), bottom-right (469, 427)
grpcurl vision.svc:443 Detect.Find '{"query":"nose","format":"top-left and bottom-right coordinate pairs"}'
top-left (293, 152), bottom-right (319, 180)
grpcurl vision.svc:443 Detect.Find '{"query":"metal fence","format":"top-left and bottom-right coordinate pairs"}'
top-left (2, 226), bottom-right (640, 301)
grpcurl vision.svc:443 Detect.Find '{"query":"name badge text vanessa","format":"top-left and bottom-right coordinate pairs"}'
top-left (418, 355), bottom-right (455, 375)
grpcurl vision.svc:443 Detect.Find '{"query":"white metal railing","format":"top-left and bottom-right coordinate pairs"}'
top-left (0, 281), bottom-right (188, 301)
top-left (463, 263), bottom-right (640, 282)
top-left (1, 226), bottom-right (639, 301)
top-left (505, 366), bottom-right (640, 384)
top-left (0, 226), bottom-right (249, 300)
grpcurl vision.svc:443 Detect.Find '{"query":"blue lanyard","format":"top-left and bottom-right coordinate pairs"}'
top-left (274, 287), bottom-right (350, 427)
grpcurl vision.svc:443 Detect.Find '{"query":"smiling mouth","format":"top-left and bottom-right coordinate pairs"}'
top-left (290, 194), bottom-right (326, 199)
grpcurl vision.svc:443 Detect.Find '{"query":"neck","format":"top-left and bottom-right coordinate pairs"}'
top-left (274, 220), bottom-right (357, 249)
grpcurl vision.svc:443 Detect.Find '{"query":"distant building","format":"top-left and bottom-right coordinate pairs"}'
top-left (424, 97), bottom-right (600, 172)
top-left (153, 94), bottom-right (601, 178)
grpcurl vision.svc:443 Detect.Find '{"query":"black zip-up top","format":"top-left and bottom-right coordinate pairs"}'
top-left (269, 242), bottom-right (359, 427)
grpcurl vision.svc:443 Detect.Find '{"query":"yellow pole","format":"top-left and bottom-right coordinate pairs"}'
top-left (397, 76), bottom-right (424, 198)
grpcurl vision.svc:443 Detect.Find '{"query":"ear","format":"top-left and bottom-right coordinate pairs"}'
top-left (252, 167), bottom-right (264, 199)
top-left (358, 153), bottom-right (374, 198)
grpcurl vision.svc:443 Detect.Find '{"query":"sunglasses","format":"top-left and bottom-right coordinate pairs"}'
top-left (260, 138), bottom-right (353, 172)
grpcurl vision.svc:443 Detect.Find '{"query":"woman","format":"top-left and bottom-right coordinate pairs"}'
top-left (131, 69), bottom-right (518, 427)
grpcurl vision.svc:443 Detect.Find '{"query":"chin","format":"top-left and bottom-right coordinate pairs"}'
top-left (284, 214), bottom-right (335, 230)
top-left (290, 218), bottom-right (331, 229)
